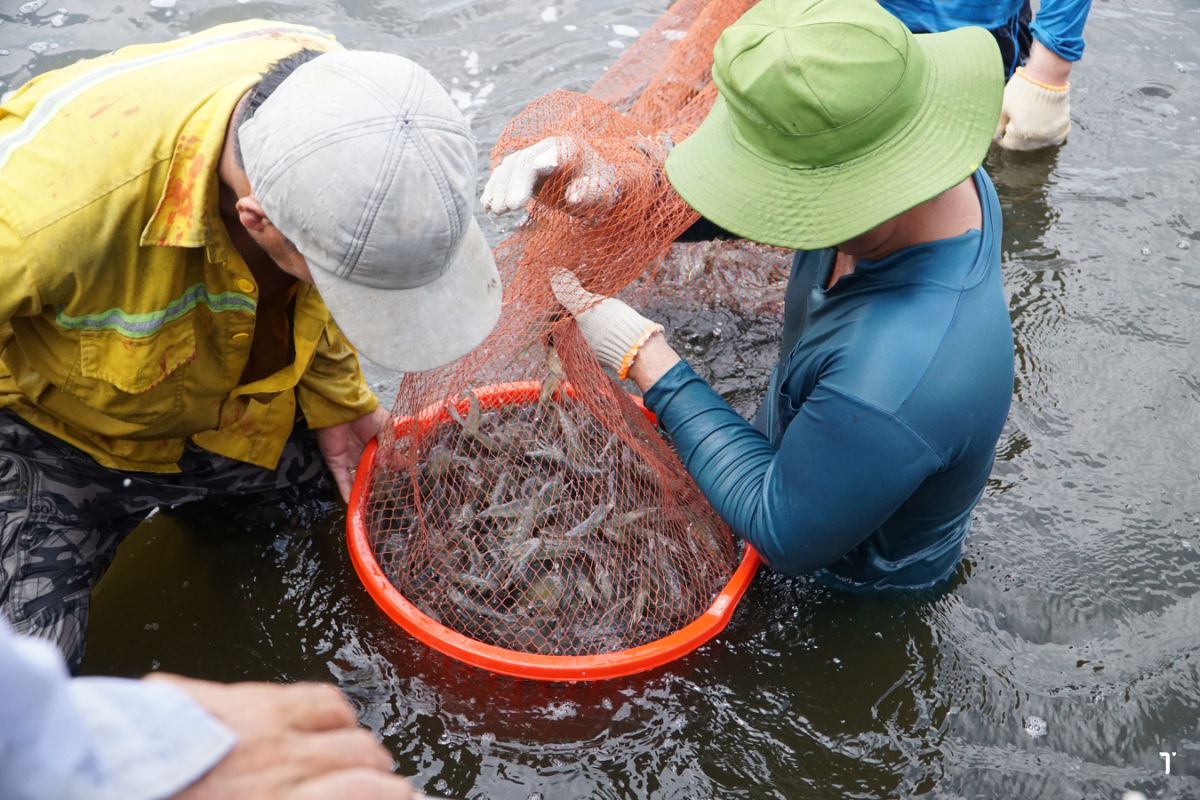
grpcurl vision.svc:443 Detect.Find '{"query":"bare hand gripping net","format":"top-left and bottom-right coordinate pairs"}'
top-left (351, 0), bottom-right (760, 680)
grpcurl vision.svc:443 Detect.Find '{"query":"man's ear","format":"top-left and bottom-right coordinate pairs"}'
top-left (236, 195), bottom-right (269, 233)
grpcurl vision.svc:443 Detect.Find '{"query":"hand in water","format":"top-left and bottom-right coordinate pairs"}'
top-left (316, 406), bottom-right (389, 502)
top-left (153, 674), bottom-right (417, 800)
top-left (994, 42), bottom-right (1073, 151)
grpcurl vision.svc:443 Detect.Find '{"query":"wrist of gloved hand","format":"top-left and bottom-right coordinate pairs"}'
top-left (550, 270), bottom-right (664, 378)
top-left (576, 298), bottom-right (663, 378)
top-left (993, 67), bottom-right (1070, 151)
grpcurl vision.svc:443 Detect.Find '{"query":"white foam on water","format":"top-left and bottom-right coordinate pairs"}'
top-left (539, 6), bottom-right (558, 23)
top-left (607, 39), bottom-right (624, 49)
top-left (149, 0), bottom-right (176, 7)
top-left (462, 49), bottom-right (479, 75)
top-left (563, 24), bottom-right (577, 31)
top-left (27, 41), bottom-right (51, 54)
top-left (537, 700), bottom-right (578, 720)
top-left (448, 81), bottom-right (493, 115)
top-left (1022, 716), bottom-right (1047, 738)
top-left (18, 0), bottom-right (47, 15)
top-left (612, 23), bottom-right (638, 37)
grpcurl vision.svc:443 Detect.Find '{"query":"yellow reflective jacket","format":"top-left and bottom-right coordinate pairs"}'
top-left (0, 20), bottom-right (379, 473)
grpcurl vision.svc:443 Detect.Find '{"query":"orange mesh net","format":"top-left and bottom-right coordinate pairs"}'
top-left (359, 0), bottom-right (759, 665)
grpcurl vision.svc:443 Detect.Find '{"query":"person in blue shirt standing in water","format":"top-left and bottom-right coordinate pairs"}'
top-left (485, 0), bottom-right (1015, 590)
top-left (881, 0), bottom-right (1092, 150)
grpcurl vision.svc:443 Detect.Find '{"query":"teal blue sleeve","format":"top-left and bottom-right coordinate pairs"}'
top-left (1030, 0), bottom-right (1093, 61)
top-left (644, 361), bottom-right (944, 576)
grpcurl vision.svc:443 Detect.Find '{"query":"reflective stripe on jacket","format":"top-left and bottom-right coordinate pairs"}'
top-left (0, 20), bottom-right (379, 472)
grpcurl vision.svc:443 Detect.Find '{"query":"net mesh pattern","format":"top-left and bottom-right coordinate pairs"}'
top-left (363, 0), bottom-right (758, 657)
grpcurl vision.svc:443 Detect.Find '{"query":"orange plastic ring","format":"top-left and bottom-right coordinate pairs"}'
top-left (346, 381), bottom-right (761, 681)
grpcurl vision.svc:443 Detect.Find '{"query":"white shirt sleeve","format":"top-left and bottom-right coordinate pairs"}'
top-left (0, 617), bottom-right (235, 800)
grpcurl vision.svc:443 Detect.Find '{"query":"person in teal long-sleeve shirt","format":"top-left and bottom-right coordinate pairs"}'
top-left (642, 169), bottom-right (1012, 588)
top-left (488, 0), bottom-right (1016, 590)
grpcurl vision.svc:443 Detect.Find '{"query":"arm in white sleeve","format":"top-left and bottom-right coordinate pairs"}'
top-left (0, 617), bottom-right (235, 800)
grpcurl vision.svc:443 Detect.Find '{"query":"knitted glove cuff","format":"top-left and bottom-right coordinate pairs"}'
top-left (616, 323), bottom-right (665, 381)
top-left (1010, 71), bottom-right (1071, 119)
top-left (581, 299), bottom-right (663, 375)
top-left (1014, 66), bottom-right (1069, 93)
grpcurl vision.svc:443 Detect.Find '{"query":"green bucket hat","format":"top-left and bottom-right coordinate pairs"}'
top-left (664, 0), bottom-right (1003, 250)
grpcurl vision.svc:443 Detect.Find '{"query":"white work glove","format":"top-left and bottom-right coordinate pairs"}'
top-left (550, 270), bottom-right (663, 378)
top-left (994, 67), bottom-right (1071, 151)
top-left (482, 136), bottom-right (618, 215)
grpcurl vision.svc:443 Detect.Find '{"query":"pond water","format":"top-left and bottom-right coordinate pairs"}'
top-left (3, 0), bottom-right (1198, 797)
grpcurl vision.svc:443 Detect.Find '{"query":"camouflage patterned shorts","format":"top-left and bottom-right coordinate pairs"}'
top-left (0, 410), bottom-right (328, 672)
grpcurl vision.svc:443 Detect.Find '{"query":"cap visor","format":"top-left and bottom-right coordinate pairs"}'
top-left (664, 27), bottom-right (1003, 250)
top-left (310, 219), bottom-right (502, 372)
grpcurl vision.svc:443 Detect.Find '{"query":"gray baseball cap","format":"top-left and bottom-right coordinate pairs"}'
top-left (238, 50), bottom-right (502, 373)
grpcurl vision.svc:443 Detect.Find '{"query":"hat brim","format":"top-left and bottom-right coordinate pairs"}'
top-left (664, 27), bottom-right (1003, 251)
top-left (309, 219), bottom-right (502, 373)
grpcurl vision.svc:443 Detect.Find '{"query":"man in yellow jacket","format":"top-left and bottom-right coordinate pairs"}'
top-left (0, 21), bottom-right (502, 670)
